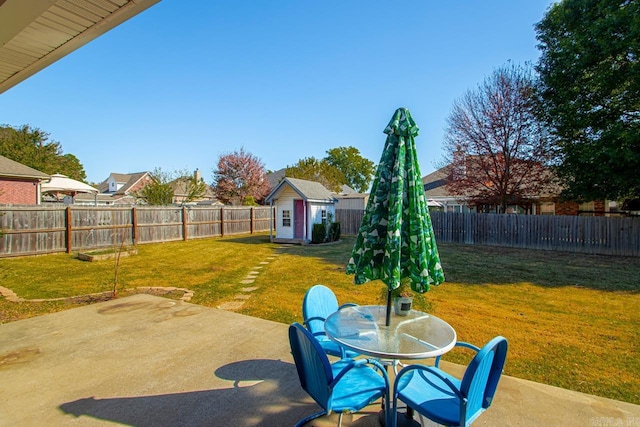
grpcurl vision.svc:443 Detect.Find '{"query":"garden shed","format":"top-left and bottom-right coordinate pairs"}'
top-left (265, 177), bottom-right (337, 244)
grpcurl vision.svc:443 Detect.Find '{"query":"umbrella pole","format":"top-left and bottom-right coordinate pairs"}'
top-left (385, 288), bottom-right (392, 326)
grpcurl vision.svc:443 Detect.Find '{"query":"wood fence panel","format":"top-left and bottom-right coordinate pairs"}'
top-left (2, 207), bottom-right (637, 257)
top-left (253, 206), bottom-right (273, 232)
top-left (335, 209), bottom-right (365, 235)
top-left (224, 207), bottom-right (251, 235)
top-left (0, 207), bottom-right (66, 256)
top-left (428, 212), bottom-right (640, 256)
top-left (70, 207), bottom-right (134, 251)
top-left (135, 207), bottom-right (183, 243)
top-left (186, 207), bottom-right (222, 239)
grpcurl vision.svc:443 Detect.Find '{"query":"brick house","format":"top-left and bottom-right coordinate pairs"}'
top-left (0, 155), bottom-right (49, 205)
top-left (422, 164), bottom-right (613, 216)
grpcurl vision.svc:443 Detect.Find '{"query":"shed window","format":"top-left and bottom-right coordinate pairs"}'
top-left (321, 209), bottom-right (327, 224)
top-left (282, 210), bottom-right (291, 227)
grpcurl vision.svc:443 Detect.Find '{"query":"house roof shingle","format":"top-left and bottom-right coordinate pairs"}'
top-left (422, 166), bottom-right (450, 198)
top-left (98, 172), bottom-right (149, 194)
top-left (0, 155), bottom-right (49, 180)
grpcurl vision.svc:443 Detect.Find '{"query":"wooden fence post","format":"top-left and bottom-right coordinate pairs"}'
top-left (132, 207), bottom-right (138, 245)
top-left (250, 207), bottom-right (255, 234)
top-left (65, 206), bottom-right (72, 253)
top-left (220, 207), bottom-right (225, 237)
top-left (182, 206), bottom-right (188, 241)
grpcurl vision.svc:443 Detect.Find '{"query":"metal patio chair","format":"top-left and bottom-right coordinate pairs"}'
top-left (302, 284), bottom-right (359, 358)
top-left (289, 322), bottom-right (390, 427)
top-left (391, 336), bottom-right (508, 427)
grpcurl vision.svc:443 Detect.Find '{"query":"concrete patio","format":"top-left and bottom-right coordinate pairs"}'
top-left (0, 294), bottom-right (638, 426)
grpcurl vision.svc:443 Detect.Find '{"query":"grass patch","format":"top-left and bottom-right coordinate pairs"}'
top-left (0, 233), bottom-right (639, 404)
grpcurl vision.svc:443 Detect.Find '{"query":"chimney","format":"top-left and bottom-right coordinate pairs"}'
top-left (194, 169), bottom-right (202, 182)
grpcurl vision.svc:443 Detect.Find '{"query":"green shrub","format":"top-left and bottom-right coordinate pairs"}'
top-left (312, 223), bottom-right (326, 244)
top-left (329, 222), bottom-right (341, 241)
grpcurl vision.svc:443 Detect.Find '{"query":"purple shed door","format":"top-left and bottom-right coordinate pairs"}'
top-left (294, 200), bottom-right (304, 239)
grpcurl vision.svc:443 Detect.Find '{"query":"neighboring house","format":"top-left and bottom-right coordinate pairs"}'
top-left (170, 169), bottom-right (217, 205)
top-left (0, 155), bottom-right (49, 205)
top-left (76, 172), bottom-right (152, 206)
top-left (265, 177), bottom-right (337, 244)
top-left (422, 164), bottom-right (614, 216)
top-left (422, 166), bottom-right (472, 213)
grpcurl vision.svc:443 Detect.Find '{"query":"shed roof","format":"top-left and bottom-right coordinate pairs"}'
top-left (0, 154), bottom-right (49, 180)
top-left (265, 177), bottom-right (337, 204)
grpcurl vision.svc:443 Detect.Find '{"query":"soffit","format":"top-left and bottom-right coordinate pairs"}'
top-left (0, 0), bottom-right (161, 94)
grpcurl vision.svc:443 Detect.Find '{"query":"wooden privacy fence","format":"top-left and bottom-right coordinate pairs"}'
top-left (335, 209), bottom-right (640, 257)
top-left (0, 205), bottom-right (274, 258)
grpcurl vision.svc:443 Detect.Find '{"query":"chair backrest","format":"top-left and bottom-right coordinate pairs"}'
top-left (289, 322), bottom-right (334, 410)
top-left (302, 285), bottom-right (340, 338)
top-left (459, 336), bottom-right (508, 420)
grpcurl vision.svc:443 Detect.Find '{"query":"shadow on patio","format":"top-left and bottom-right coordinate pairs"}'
top-left (0, 294), bottom-right (638, 426)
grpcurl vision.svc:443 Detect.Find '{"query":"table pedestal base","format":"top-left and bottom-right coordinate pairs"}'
top-left (378, 409), bottom-right (421, 427)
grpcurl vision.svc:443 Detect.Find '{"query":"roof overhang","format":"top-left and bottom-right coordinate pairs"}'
top-left (0, 0), bottom-right (161, 94)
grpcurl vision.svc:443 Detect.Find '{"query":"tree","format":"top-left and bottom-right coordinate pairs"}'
top-left (285, 157), bottom-right (346, 193)
top-left (325, 146), bottom-right (375, 193)
top-left (134, 168), bottom-right (174, 205)
top-left (0, 124), bottom-right (87, 181)
top-left (213, 148), bottom-right (270, 205)
top-left (443, 63), bottom-right (554, 213)
top-left (178, 172), bottom-right (208, 205)
top-left (535, 0), bottom-right (640, 203)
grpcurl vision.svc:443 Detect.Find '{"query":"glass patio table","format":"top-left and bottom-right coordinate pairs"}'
top-left (324, 305), bottom-right (456, 360)
top-left (325, 305), bottom-right (457, 426)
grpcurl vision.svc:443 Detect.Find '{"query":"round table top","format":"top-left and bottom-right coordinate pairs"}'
top-left (325, 305), bottom-right (457, 360)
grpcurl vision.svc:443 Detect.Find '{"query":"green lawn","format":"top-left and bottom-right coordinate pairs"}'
top-left (1, 233), bottom-right (638, 404)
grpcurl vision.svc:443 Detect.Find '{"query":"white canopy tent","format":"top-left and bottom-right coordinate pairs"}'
top-left (41, 174), bottom-right (99, 205)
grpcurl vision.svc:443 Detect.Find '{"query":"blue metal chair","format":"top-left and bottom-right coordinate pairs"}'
top-left (302, 285), bottom-right (359, 358)
top-left (391, 336), bottom-right (508, 427)
top-left (289, 322), bottom-right (390, 427)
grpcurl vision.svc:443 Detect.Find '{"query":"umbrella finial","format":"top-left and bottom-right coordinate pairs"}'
top-left (384, 108), bottom-right (419, 138)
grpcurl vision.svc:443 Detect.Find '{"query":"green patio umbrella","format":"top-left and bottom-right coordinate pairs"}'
top-left (346, 107), bottom-right (445, 325)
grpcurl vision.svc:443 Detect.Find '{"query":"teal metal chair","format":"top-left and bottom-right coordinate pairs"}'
top-left (302, 285), bottom-right (359, 358)
top-left (391, 336), bottom-right (508, 427)
top-left (289, 322), bottom-right (390, 427)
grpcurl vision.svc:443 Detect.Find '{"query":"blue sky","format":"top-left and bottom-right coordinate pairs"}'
top-left (0, 1), bottom-right (555, 185)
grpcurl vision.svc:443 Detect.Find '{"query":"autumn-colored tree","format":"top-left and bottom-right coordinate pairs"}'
top-left (213, 148), bottom-right (270, 205)
top-left (285, 157), bottom-right (346, 193)
top-left (443, 63), bottom-right (554, 213)
top-left (0, 124), bottom-right (87, 181)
